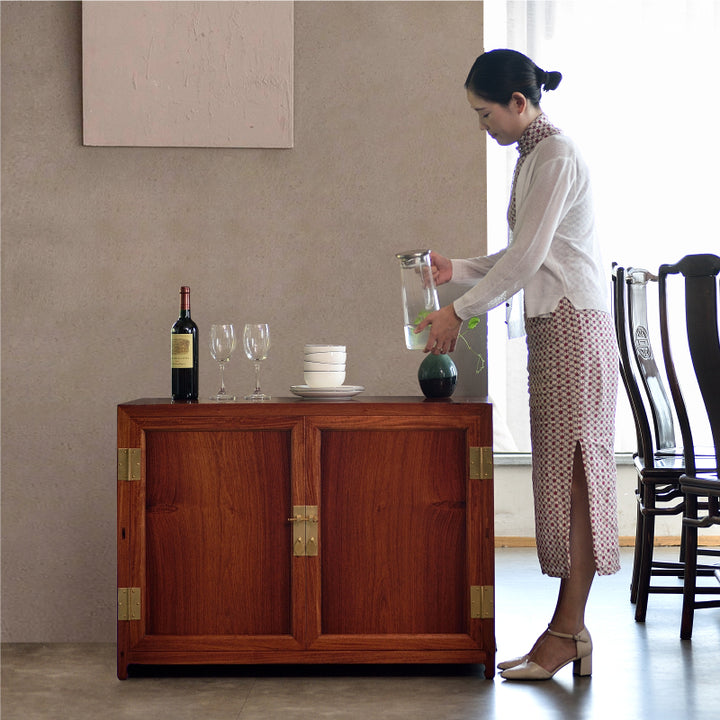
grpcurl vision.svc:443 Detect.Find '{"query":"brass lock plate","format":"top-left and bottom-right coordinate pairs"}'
top-left (288, 505), bottom-right (318, 557)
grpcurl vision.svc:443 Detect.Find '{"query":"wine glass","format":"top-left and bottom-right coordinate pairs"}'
top-left (209, 323), bottom-right (237, 401)
top-left (243, 323), bottom-right (271, 400)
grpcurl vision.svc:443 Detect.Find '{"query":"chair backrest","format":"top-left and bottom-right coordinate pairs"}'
top-left (612, 263), bottom-right (655, 463)
top-left (659, 254), bottom-right (720, 474)
top-left (626, 267), bottom-right (677, 452)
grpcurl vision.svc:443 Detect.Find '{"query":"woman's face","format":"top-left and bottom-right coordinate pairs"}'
top-left (466, 89), bottom-right (528, 146)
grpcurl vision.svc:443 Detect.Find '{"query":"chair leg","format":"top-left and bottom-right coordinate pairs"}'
top-left (679, 514), bottom-right (686, 566)
top-left (677, 504), bottom-right (687, 578)
top-left (680, 495), bottom-right (698, 640)
top-left (635, 509), bottom-right (656, 623)
top-left (630, 497), bottom-right (644, 604)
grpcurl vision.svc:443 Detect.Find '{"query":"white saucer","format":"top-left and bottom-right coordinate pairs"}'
top-left (290, 384), bottom-right (365, 399)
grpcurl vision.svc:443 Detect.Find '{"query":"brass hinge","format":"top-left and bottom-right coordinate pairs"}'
top-left (288, 505), bottom-right (319, 557)
top-left (118, 587), bottom-right (141, 621)
top-left (470, 585), bottom-right (494, 619)
top-left (118, 448), bottom-right (141, 482)
top-left (469, 446), bottom-right (493, 480)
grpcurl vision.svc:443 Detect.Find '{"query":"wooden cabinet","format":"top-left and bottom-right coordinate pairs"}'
top-left (117, 397), bottom-right (495, 679)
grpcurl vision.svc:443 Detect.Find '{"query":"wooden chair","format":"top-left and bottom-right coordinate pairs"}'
top-left (658, 254), bottom-right (720, 639)
top-left (613, 265), bottom-right (685, 622)
top-left (612, 265), bottom-right (695, 621)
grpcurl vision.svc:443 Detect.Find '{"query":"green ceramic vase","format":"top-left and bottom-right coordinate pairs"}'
top-left (418, 353), bottom-right (457, 399)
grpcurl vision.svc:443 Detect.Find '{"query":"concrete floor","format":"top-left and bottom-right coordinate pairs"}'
top-left (3, 547), bottom-right (719, 720)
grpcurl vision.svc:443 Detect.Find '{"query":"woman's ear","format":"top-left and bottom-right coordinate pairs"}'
top-left (510, 92), bottom-right (528, 114)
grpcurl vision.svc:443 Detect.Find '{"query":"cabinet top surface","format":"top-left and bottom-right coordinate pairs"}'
top-left (118, 397), bottom-right (492, 420)
top-left (120, 396), bottom-right (491, 407)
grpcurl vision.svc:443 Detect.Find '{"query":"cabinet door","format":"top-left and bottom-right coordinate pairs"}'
top-left (118, 416), bottom-right (307, 676)
top-left (306, 415), bottom-right (492, 659)
top-left (144, 429), bottom-right (293, 636)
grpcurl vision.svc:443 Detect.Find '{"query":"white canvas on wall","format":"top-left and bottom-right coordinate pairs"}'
top-left (82, 1), bottom-right (293, 147)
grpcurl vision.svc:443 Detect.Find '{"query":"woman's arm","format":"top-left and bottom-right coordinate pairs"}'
top-left (416, 140), bottom-right (578, 351)
top-left (450, 248), bottom-right (508, 286)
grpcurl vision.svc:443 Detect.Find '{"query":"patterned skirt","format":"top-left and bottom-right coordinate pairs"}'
top-left (525, 297), bottom-right (621, 578)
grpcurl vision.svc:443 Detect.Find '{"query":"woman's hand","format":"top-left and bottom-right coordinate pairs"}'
top-left (415, 304), bottom-right (462, 355)
top-left (430, 252), bottom-right (453, 286)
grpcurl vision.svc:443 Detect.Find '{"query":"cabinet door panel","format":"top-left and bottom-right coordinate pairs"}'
top-left (320, 428), bottom-right (467, 635)
top-left (145, 430), bottom-right (292, 636)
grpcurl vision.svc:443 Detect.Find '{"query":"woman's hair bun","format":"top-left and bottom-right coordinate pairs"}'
top-left (465, 50), bottom-right (562, 106)
top-left (542, 70), bottom-right (563, 92)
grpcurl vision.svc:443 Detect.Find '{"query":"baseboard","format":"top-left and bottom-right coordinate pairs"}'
top-left (495, 536), bottom-right (720, 548)
top-left (495, 537), bottom-right (536, 548)
top-left (651, 535), bottom-right (720, 547)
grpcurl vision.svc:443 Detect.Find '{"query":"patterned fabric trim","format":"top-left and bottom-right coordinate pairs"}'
top-left (508, 113), bottom-right (562, 228)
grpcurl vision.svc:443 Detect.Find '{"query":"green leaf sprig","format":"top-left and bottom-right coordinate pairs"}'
top-left (458, 316), bottom-right (486, 374)
top-left (413, 311), bottom-right (486, 374)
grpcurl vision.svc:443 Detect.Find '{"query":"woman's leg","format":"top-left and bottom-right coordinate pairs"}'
top-left (530, 442), bottom-right (596, 671)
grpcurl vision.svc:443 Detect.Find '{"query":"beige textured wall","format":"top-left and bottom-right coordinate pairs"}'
top-left (1, 2), bottom-right (486, 641)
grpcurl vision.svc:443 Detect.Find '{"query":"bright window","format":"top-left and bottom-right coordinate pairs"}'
top-left (483, 1), bottom-right (719, 453)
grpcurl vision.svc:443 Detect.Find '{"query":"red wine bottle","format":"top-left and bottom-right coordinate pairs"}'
top-left (171, 286), bottom-right (198, 402)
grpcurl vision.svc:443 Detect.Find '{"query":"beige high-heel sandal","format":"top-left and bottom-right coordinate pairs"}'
top-left (497, 629), bottom-right (546, 670)
top-left (497, 624), bottom-right (587, 670)
top-left (499, 627), bottom-right (592, 681)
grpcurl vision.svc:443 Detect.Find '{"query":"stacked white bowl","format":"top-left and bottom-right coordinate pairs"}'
top-left (304, 344), bottom-right (347, 387)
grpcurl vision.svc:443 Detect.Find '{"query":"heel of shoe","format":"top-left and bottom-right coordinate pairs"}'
top-left (573, 653), bottom-right (592, 677)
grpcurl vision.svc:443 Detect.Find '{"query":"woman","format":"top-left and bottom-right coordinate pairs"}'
top-left (416, 49), bottom-right (620, 680)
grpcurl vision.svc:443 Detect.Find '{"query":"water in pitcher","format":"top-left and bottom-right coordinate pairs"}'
top-left (404, 323), bottom-right (430, 350)
top-left (396, 249), bottom-right (440, 350)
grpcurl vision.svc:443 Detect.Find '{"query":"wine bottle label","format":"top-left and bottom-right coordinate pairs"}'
top-left (171, 335), bottom-right (194, 368)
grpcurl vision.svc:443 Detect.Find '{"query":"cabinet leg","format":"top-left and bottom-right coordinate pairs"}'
top-left (117, 649), bottom-right (128, 680)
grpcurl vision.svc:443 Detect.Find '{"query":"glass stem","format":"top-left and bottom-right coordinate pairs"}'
top-left (219, 362), bottom-right (226, 394)
top-left (254, 361), bottom-right (262, 393)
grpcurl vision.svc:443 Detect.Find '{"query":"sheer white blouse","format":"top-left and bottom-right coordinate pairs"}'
top-left (451, 134), bottom-right (609, 323)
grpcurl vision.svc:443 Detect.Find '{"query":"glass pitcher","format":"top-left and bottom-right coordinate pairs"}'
top-left (395, 249), bottom-right (440, 350)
